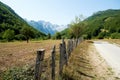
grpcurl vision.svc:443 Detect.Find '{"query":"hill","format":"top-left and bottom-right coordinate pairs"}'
top-left (84, 9), bottom-right (120, 39)
top-left (0, 1), bottom-right (46, 41)
top-left (61, 9), bottom-right (120, 39)
top-left (27, 20), bottom-right (68, 35)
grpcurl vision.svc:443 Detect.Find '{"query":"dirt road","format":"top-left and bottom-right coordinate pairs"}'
top-left (94, 41), bottom-right (120, 78)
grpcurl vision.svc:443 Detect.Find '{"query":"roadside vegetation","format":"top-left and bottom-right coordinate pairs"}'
top-left (62, 41), bottom-right (115, 80)
top-left (105, 39), bottom-right (120, 45)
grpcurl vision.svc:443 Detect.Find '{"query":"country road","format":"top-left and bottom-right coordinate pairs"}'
top-left (94, 41), bottom-right (120, 77)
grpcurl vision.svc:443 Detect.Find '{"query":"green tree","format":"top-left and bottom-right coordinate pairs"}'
top-left (69, 16), bottom-right (85, 38)
top-left (21, 26), bottom-right (34, 43)
top-left (54, 32), bottom-right (61, 39)
top-left (2, 29), bottom-right (15, 41)
top-left (14, 34), bottom-right (25, 40)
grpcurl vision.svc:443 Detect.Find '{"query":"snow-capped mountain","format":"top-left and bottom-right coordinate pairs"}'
top-left (26, 20), bottom-right (68, 35)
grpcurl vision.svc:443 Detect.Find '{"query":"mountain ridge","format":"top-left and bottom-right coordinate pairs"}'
top-left (26, 20), bottom-right (68, 35)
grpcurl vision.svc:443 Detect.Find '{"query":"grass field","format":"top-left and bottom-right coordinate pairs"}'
top-left (0, 40), bottom-right (61, 72)
top-left (0, 39), bottom-right (118, 80)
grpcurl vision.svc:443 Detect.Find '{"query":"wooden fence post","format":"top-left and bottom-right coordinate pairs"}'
top-left (51, 45), bottom-right (56, 80)
top-left (34, 49), bottom-right (45, 80)
top-left (59, 43), bottom-right (63, 76)
top-left (70, 39), bottom-right (72, 52)
top-left (78, 38), bottom-right (80, 44)
top-left (73, 39), bottom-right (76, 49)
top-left (62, 38), bottom-right (68, 66)
top-left (75, 39), bottom-right (77, 47)
top-left (67, 40), bottom-right (71, 58)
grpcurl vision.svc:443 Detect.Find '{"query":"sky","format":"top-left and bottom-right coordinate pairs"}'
top-left (0, 0), bottom-right (120, 25)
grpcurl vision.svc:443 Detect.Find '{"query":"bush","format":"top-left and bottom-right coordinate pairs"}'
top-left (2, 29), bottom-right (15, 41)
top-left (111, 33), bottom-right (120, 39)
top-left (97, 32), bottom-right (106, 39)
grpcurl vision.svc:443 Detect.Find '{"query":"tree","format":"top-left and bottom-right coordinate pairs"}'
top-left (21, 26), bottom-right (34, 43)
top-left (53, 32), bottom-right (61, 39)
top-left (14, 34), bottom-right (25, 40)
top-left (2, 29), bottom-right (15, 41)
top-left (69, 16), bottom-right (85, 38)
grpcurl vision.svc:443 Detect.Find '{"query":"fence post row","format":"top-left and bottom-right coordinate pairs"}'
top-left (51, 45), bottom-right (56, 80)
top-left (34, 49), bottom-right (45, 80)
top-left (34, 37), bottom-right (83, 80)
top-left (59, 39), bottom-right (69, 76)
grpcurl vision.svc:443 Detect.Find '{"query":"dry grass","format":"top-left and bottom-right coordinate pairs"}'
top-left (62, 40), bottom-right (115, 80)
top-left (0, 40), bottom-right (61, 72)
top-left (105, 39), bottom-right (120, 45)
top-left (0, 39), bottom-right (117, 80)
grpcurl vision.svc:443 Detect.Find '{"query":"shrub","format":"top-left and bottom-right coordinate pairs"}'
top-left (97, 32), bottom-right (106, 39)
top-left (2, 29), bottom-right (15, 41)
top-left (111, 33), bottom-right (120, 39)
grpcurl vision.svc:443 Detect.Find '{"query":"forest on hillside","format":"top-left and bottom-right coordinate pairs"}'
top-left (61, 9), bottom-right (120, 39)
top-left (0, 1), bottom-right (46, 42)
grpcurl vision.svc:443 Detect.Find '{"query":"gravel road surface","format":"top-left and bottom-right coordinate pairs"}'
top-left (94, 41), bottom-right (120, 77)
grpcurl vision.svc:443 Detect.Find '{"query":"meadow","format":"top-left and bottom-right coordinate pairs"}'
top-left (0, 40), bottom-right (61, 72)
top-left (0, 39), bottom-right (118, 80)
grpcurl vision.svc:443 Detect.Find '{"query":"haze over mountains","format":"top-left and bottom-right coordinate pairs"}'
top-left (26, 20), bottom-right (68, 35)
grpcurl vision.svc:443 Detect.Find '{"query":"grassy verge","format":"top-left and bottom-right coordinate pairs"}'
top-left (62, 40), bottom-right (115, 80)
top-left (105, 39), bottom-right (120, 45)
top-left (62, 41), bottom-right (93, 80)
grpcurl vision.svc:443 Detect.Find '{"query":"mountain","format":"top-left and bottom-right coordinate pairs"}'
top-left (0, 1), bottom-right (46, 41)
top-left (84, 9), bottom-right (120, 39)
top-left (27, 20), bottom-right (68, 35)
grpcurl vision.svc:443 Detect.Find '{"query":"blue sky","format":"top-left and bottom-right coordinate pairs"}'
top-left (0, 0), bottom-right (120, 25)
